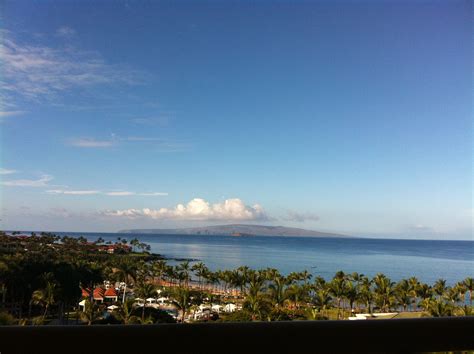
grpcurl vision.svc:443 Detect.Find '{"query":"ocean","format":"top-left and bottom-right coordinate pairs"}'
top-left (56, 232), bottom-right (473, 285)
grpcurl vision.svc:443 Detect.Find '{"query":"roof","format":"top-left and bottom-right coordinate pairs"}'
top-left (93, 287), bottom-right (105, 298)
top-left (81, 288), bottom-right (91, 297)
top-left (104, 287), bottom-right (118, 297)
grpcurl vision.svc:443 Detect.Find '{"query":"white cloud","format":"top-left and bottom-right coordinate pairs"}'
top-left (2, 174), bottom-right (53, 187)
top-left (106, 191), bottom-right (135, 196)
top-left (139, 192), bottom-right (168, 196)
top-left (284, 211), bottom-right (320, 222)
top-left (56, 26), bottom-right (76, 38)
top-left (0, 168), bottom-right (17, 175)
top-left (45, 189), bottom-right (167, 197)
top-left (46, 189), bottom-right (100, 195)
top-left (68, 138), bottom-right (115, 148)
top-left (102, 198), bottom-right (268, 221)
top-left (66, 135), bottom-right (190, 152)
top-left (0, 31), bottom-right (141, 104)
top-left (125, 137), bottom-right (163, 142)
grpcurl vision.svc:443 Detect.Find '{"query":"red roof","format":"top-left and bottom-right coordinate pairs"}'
top-left (93, 287), bottom-right (105, 298)
top-left (81, 288), bottom-right (91, 297)
top-left (104, 287), bottom-right (118, 297)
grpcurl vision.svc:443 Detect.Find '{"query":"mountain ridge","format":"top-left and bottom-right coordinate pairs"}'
top-left (118, 224), bottom-right (350, 238)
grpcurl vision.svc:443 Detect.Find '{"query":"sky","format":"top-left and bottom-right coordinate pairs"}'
top-left (0, 0), bottom-right (472, 240)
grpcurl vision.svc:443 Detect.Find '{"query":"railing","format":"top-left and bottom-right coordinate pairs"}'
top-left (0, 317), bottom-right (473, 353)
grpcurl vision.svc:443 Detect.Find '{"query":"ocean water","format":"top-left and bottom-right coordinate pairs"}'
top-left (58, 233), bottom-right (473, 285)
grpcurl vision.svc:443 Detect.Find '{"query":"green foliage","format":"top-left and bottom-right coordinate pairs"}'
top-left (0, 311), bottom-right (15, 325)
top-left (1, 231), bottom-right (472, 325)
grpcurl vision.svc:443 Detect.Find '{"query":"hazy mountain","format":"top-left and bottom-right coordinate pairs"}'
top-left (118, 224), bottom-right (350, 238)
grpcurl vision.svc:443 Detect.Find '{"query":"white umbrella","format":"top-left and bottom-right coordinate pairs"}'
top-left (146, 297), bottom-right (156, 303)
top-left (157, 297), bottom-right (168, 303)
top-left (224, 303), bottom-right (237, 312)
top-left (134, 297), bottom-right (144, 302)
top-left (107, 305), bottom-right (119, 311)
top-left (78, 299), bottom-right (86, 312)
top-left (199, 304), bottom-right (210, 310)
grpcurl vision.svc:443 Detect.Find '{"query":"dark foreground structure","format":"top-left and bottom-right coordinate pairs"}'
top-left (0, 317), bottom-right (473, 354)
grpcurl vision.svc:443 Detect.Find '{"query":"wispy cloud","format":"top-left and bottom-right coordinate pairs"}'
top-left (2, 174), bottom-right (53, 187)
top-left (0, 30), bottom-right (142, 105)
top-left (125, 136), bottom-right (164, 142)
top-left (102, 198), bottom-right (268, 221)
top-left (0, 111), bottom-right (27, 117)
top-left (284, 211), bottom-right (320, 222)
top-left (45, 188), bottom-right (168, 197)
top-left (55, 26), bottom-right (76, 38)
top-left (105, 191), bottom-right (135, 196)
top-left (67, 138), bottom-right (116, 148)
top-left (0, 110), bottom-right (27, 123)
top-left (46, 189), bottom-right (100, 195)
top-left (131, 115), bottom-right (172, 126)
top-left (139, 192), bottom-right (168, 196)
top-left (66, 134), bottom-right (190, 152)
top-left (0, 168), bottom-right (17, 175)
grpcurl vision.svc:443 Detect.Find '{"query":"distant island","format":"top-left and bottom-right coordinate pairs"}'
top-left (118, 224), bottom-right (350, 238)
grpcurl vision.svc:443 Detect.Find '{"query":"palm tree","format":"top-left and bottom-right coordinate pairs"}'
top-left (453, 304), bottom-right (473, 317)
top-left (151, 260), bottom-right (168, 285)
top-left (416, 283), bottom-right (432, 310)
top-left (462, 277), bottom-right (473, 306)
top-left (243, 279), bottom-right (270, 321)
top-left (114, 298), bottom-right (140, 324)
top-left (268, 276), bottom-right (288, 308)
top-left (444, 286), bottom-right (461, 307)
top-left (114, 259), bottom-right (138, 286)
top-left (395, 279), bottom-right (414, 312)
top-left (312, 289), bottom-right (332, 318)
top-left (191, 262), bottom-right (208, 290)
top-left (176, 261), bottom-right (191, 288)
top-left (80, 299), bottom-right (102, 325)
top-left (236, 266), bottom-right (251, 295)
top-left (285, 283), bottom-right (306, 311)
top-left (329, 277), bottom-right (346, 319)
top-left (171, 287), bottom-right (192, 323)
top-left (31, 272), bottom-right (57, 322)
top-left (344, 281), bottom-right (358, 313)
top-left (433, 279), bottom-right (447, 299)
top-left (373, 273), bottom-right (395, 313)
top-left (299, 270), bottom-right (312, 285)
top-left (313, 276), bottom-right (326, 291)
top-left (358, 283), bottom-right (374, 314)
top-left (135, 282), bottom-right (157, 321)
top-left (427, 298), bottom-right (453, 317)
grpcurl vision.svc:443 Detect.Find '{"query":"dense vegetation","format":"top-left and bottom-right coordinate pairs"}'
top-left (0, 232), bottom-right (472, 325)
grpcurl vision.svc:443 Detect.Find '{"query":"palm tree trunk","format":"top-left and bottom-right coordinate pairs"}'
top-left (43, 304), bottom-right (49, 321)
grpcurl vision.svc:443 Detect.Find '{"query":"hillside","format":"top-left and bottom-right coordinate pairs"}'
top-left (118, 224), bottom-right (350, 238)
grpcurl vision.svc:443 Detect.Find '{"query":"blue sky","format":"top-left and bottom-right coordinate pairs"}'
top-left (0, 0), bottom-right (472, 239)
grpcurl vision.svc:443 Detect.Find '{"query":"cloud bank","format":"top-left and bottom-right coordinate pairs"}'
top-left (102, 198), bottom-right (268, 221)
